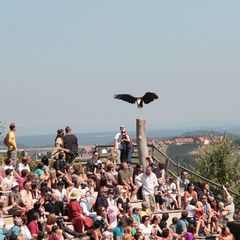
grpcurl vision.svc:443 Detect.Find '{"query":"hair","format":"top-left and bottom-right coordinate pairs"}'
top-left (32, 212), bottom-right (39, 221)
top-left (13, 217), bottom-right (22, 226)
top-left (47, 214), bottom-right (57, 225)
top-left (181, 211), bottom-right (188, 219)
top-left (33, 201), bottom-right (41, 210)
top-left (151, 215), bottom-right (160, 224)
top-left (119, 218), bottom-right (126, 228)
top-left (187, 223), bottom-right (195, 233)
top-left (172, 217), bottom-right (178, 224)
top-left (9, 123), bottom-right (16, 130)
top-left (5, 158), bottom-right (12, 165)
top-left (161, 212), bottom-right (169, 221)
top-left (21, 169), bottom-right (28, 177)
top-left (37, 231), bottom-right (45, 240)
top-left (93, 220), bottom-right (101, 230)
top-left (162, 228), bottom-right (170, 238)
top-left (65, 126), bottom-right (71, 133)
top-left (32, 182), bottom-right (39, 190)
top-left (23, 180), bottom-right (31, 188)
top-left (37, 162), bottom-right (44, 170)
top-left (41, 156), bottom-right (49, 166)
top-left (58, 152), bottom-right (65, 160)
top-left (141, 215), bottom-right (149, 223)
top-left (190, 198), bottom-right (198, 206)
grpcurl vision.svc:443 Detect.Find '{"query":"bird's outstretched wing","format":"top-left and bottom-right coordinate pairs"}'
top-left (142, 92), bottom-right (158, 104)
top-left (114, 94), bottom-right (137, 104)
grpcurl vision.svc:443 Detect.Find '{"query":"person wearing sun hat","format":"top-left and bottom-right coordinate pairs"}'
top-left (68, 189), bottom-right (84, 233)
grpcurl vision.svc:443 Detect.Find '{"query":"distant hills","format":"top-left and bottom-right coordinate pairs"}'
top-left (1, 124), bottom-right (240, 148)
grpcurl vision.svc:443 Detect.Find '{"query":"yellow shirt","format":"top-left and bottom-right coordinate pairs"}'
top-left (6, 131), bottom-right (17, 151)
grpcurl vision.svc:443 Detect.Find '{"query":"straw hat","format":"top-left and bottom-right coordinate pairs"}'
top-left (68, 189), bottom-right (81, 200)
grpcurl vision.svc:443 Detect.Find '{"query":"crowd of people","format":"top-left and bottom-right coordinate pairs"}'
top-left (0, 123), bottom-right (237, 240)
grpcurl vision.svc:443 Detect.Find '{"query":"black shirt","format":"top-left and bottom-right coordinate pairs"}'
top-left (63, 134), bottom-right (78, 154)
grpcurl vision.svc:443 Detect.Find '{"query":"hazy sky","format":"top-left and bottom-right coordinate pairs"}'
top-left (1, 1), bottom-right (240, 136)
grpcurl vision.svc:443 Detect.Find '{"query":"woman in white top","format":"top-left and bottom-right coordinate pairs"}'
top-left (138, 215), bottom-right (153, 238)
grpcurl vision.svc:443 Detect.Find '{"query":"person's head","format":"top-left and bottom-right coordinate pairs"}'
top-left (57, 181), bottom-right (65, 189)
top-left (14, 217), bottom-right (23, 226)
top-left (134, 233), bottom-right (144, 240)
top-left (203, 183), bottom-right (210, 190)
top-left (146, 166), bottom-right (152, 176)
top-left (37, 162), bottom-right (44, 170)
top-left (65, 126), bottom-right (72, 134)
top-left (181, 211), bottom-right (188, 219)
top-left (201, 194), bottom-right (208, 203)
top-left (92, 220), bottom-right (101, 230)
top-left (162, 228), bottom-right (170, 238)
top-left (161, 212), bottom-right (169, 221)
top-left (125, 226), bottom-right (132, 234)
top-left (190, 198), bottom-right (198, 206)
top-left (10, 123), bottom-right (16, 131)
top-left (221, 226), bottom-right (231, 235)
top-left (50, 193), bottom-right (58, 202)
top-left (41, 156), bottom-right (49, 166)
top-left (118, 218), bottom-right (126, 228)
top-left (122, 162), bottom-right (128, 170)
top-left (58, 152), bottom-right (65, 160)
top-left (5, 168), bottom-right (13, 177)
top-left (172, 217), bottom-right (178, 224)
top-left (187, 183), bottom-right (195, 192)
top-left (5, 158), bottom-right (13, 165)
top-left (106, 164), bottom-right (113, 172)
top-left (92, 150), bottom-right (99, 159)
top-left (21, 169), bottom-right (28, 177)
top-left (133, 207), bottom-right (140, 215)
top-left (181, 171), bottom-right (188, 179)
top-left (32, 212), bottom-right (40, 221)
top-left (142, 215), bottom-right (150, 225)
top-left (33, 201), bottom-right (41, 211)
top-left (37, 231), bottom-right (44, 240)
top-left (187, 223), bottom-right (195, 233)
top-left (46, 214), bottom-right (57, 225)
top-left (23, 180), bottom-right (32, 190)
top-left (152, 215), bottom-right (161, 224)
top-left (57, 129), bottom-right (64, 137)
top-left (226, 195), bottom-right (233, 205)
top-left (141, 201), bottom-right (149, 210)
top-left (21, 157), bottom-right (29, 165)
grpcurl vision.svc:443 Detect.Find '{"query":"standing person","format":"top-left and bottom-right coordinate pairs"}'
top-left (135, 166), bottom-right (159, 213)
top-left (4, 123), bottom-right (17, 166)
top-left (120, 129), bottom-right (133, 164)
top-left (63, 126), bottom-right (78, 164)
top-left (114, 125), bottom-right (125, 165)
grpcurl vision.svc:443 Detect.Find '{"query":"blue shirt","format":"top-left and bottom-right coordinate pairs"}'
top-left (176, 219), bottom-right (188, 234)
top-left (113, 226), bottom-right (124, 240)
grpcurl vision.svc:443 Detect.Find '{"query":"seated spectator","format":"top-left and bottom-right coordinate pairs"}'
top-left (118, 162), bottom-right (137, 201)
top-left (169, 217), bottom-right (178, 233)
top-left (54, 181), bottom-right (68, 202)
top-left (86, 151), bottom-right (98, 177)
top-left (94, 187), bottom-right (109, 211)
top-left (132, 207), bottom-right (141, 223)
top-left (220, 186), bottom-right (235, 226)
top-left (8, 217), bottom-right (23, 239)
top-left (184, 183), bottom-right (198, 207)
top-left (113, 218), bottom-right (126, 240)
top-left (219, 226), bottom-right (235, 240)
top-left (198, 183), bottom-right (215, 204)
top-left (123, 226), bottom-right (133, 240)
top-left (21, 215), bottom-right (32, 240)
top-left (151, 215), bottom-right (162, 237)
top-left (89, 220), bottom-right (102, 240)
top-left (175, 211), bottom-right (188, 234)
top-left (17, 169), bottom-right (28, 189)
top-left (159, 212), bottom-right (169, 230)
top-left (28, 212), bottom-right (40, 239)
top-left (105, 164), bottom-right (117, 189)
top-left (53, 152), bottom-right (67, 178)
top-left (117, 189), bottom-right (130, 213)
top-left (47, 169), bottom-right (58, 189)
top-left (17, 157), bottom-right (30, 175)
top-left (107, 205), bottom-right (119, 230)
top-left (44, 213), bottom-right (57, 234)
top-left (153, 162), bottom-right (166, 181)
top-left (139, 201), bottom-right (151, 219)
top-left (176, 171), bottom-right (190, 208)
top-left (45, 193), bottom-right (63, 216)
top-left (164, 176), bottom-right (179, 209)
top-left (20, 180), bottom-right (34, 211)
top-left (48, 225), bottom-right (64, 240)
top-left (138, 215), bottom-right (152, 239)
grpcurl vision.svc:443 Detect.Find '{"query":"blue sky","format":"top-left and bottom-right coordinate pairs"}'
top-left (0, 1), bottom-right (240, 136)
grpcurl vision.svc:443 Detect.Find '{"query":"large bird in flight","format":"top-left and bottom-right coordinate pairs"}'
top-left (114, 92), bottom-right (158, 108)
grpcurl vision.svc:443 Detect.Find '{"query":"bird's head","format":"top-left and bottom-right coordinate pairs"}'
top-left (136, 99), bottom-right (143, 108)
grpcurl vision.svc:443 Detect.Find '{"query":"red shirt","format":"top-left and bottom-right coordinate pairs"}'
top-left (28, 220), bottom-right (39, 235)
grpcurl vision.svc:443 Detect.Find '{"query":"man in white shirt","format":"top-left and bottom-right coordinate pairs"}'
top-left (135, 166), bottom-right (159, 213)
top-left (114, 125), bottom-right (125, 164)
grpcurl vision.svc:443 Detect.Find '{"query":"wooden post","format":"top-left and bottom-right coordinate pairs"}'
top-left (136, 119), bottom-right (148, 171)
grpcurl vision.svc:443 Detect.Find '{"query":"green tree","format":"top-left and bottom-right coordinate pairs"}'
top-left (196, 136), bottom-right (240, 188)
